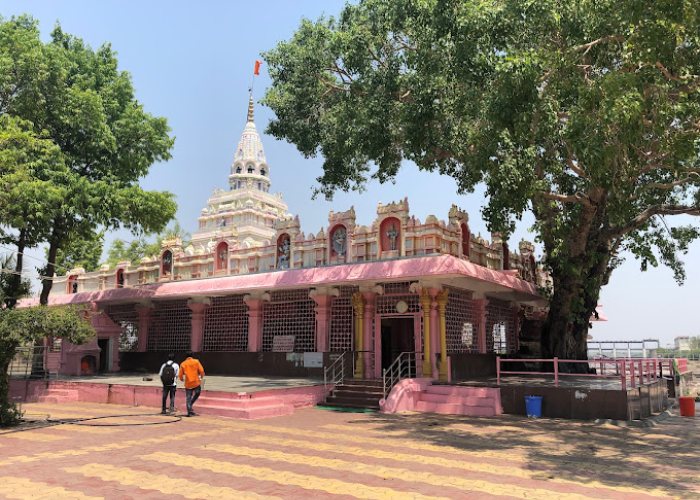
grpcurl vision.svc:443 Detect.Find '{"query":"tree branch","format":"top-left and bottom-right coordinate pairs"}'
top-left (612, 204), bottom-right (700, 237)
top-left (572, 35), bottom-right (624, 56)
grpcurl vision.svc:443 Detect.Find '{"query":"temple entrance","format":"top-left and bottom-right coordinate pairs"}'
top-left (380, 317), bottom-right (415, 371)
top-left (97, 338), bottom-right (109, 373)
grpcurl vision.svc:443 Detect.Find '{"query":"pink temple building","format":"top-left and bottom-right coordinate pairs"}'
top-left (27, 96), bottom-right (547, 384)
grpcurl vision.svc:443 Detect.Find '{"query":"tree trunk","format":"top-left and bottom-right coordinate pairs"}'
top-left (39, 224), bottom-right (63, 306)
top-left (0, 346), bottom-right (20, 426)
top-left (5, 229), bottom-right (26, 309)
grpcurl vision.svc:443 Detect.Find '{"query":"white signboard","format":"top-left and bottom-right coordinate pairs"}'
top-left (303, 352), bottom-right (324, 368)
top-left (272, 335), bottom-right (296, 352)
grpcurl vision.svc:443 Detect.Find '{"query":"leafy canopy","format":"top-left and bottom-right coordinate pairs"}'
top-left (264, 0), bottom-right (700, 357)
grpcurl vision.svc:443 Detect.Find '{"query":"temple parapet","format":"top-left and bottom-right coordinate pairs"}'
top-left (52, 201), bottom-right (541, 296)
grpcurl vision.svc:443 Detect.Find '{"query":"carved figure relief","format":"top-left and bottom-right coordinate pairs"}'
top-left (277, 234), bottom-right (291, 269)
top-left (331, 226), bottom-right (347, 258)
top-left (162, 250), bottom-right (173, 276)
top-left (387, 224), bottom-right (398, 251)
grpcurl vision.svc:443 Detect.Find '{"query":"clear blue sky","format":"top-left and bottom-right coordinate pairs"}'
top-left (2, 1), bottom-right (698, 345)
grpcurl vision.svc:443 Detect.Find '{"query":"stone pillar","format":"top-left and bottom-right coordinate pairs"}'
top-left (429, 288), bottom-right (440, 379)
top-left (437, 289), bottom-right (449, 381)
top-left (473, 298), bottom-right (489, 354)
top-left (361, 291), bottom-right (377, 378)
top-left (420, 289), bottom-right (432, 377)
top-left (244, 296), bottom-right (265, 352)
top-left (310, 292), bottom-right (334, 352)
top-left (187, 299), bottom-right (210, 353)
top-left (512, 305), bottom-right (521, 354)
top-left (135, 304), bottom-right (152, 353)
top-left (352, 292), bottom-right (365, 377)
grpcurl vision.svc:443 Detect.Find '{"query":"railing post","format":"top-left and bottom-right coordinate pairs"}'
top-left (630, 360), bottom-right (636, 388)
top-left (496, 356), bottom-right (501, 385)
top-left (553, 357), bottom-right (559, 387)
top-left (620, 360), bottom-right (627, 390)
top-left (638, 359), bottom-right (643, 386)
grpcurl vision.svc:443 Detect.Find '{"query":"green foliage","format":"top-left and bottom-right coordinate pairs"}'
top-left (104, 222), bottom-right (190, 268)
top-left (0, 15), bottom-right (177, 304)
top-left (0, 303), bottom-right (95, 426)
top-left (53, 230), bottom-right (104, 273)
top-left (264, 0), bottom-right (700, 358)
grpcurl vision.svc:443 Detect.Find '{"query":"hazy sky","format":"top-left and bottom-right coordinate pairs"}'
top-left (2, 1), bottom-right (698, 346)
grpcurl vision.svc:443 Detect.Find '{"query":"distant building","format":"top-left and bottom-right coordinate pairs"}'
top-left (674, 336), bottom-right (691, 351)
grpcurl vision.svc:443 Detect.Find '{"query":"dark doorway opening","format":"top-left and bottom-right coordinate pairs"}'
top-left (380, 317), bottom-right (415, 372)
top-left (97, 339), bottom-right (109, 373)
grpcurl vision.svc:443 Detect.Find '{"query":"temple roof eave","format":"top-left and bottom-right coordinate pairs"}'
top-left (18, 255), bottom-right (543, 308)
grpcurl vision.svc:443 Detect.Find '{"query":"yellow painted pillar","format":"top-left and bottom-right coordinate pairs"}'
top-left (420, 289), bottom-right (432, 377)
top-left (352, 292), bottom-right (365, 378)
top-left (437, 289), bottom-right (450, 381)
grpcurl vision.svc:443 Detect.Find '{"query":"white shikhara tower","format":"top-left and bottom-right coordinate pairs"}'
top-left (190, 94), bottom-right (290, 250)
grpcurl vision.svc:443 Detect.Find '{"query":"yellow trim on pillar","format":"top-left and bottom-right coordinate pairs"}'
top-left (420, 289), bottom-right (432, 377)
top-left (437, 289), bottom-right (449, 381)
top-left (352, 292), bottom-right (365, 378)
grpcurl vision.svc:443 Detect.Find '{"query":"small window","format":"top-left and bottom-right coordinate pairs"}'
top-left (116, 269), bottom-right (125, 288)
top-left (260, 168), bottom-right (266, 176)
top-left (236, 166), bottom-right (242, 174)
top-left (247, 166), bottom-right (254, 174)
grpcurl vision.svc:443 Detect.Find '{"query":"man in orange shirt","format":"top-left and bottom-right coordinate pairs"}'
top-left (178, 352), bottom-right (205, 417)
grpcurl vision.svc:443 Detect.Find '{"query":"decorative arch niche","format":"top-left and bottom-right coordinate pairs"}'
top-left (276, 233), bottom-right (291, 269)
top-left (330, 224), bottom-right (348, 261)
top-left (380, 217), bottom-right (401, 253)
top-left (502, 242), bottom-right (510, 270)
top-left (67, 275), bottom-right (78, 294)
top-left (162, 250), bottom-right (173, 276)
top-left (216, 241), bottom-right (229, 271)
top-left (460, 222), bottom-right (470, 258)
top-left (116, 268), bottom-right (125, 288)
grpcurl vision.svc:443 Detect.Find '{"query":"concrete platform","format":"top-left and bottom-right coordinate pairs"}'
top-left (10, 374), bottom-right (328, 420)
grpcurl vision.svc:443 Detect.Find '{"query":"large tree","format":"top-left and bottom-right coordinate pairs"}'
top-left (263, 0), bottom-right (700, 361)
top-left (0, 16), bottom-right (177, 305)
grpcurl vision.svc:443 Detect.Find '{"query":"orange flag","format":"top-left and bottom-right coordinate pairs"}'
top-left (254, 60), bottom-right (262, 76)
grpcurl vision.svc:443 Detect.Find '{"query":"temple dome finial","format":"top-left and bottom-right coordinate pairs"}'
top-left (247, 92), bottom-right (254, 123)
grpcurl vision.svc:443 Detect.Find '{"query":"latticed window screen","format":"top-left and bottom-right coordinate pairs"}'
top-left (381, 281), bottom-right (413, 295)
top-left (485, 299), bottom-right (517, 354)
top-left (329, 286), bottom-right (357, 352)
top-left (203, 295), bottom-right (248, 351)
top-left (262, 289), bottom-right (316, 352)
top-left (106, 304), bottom-right (140, 352)
top-left (148, 300), bottom-right (192, 352)
top-left (445, 287), bottom-right (480, 354)
top-left (376, 293), bottom-right (421, 315)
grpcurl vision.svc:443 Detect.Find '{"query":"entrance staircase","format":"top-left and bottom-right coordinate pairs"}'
top-left (415, 385), bottom-right (502, 417)
top-left (323, 379), bottom-right (383, 410)
top-left (194, 393), bottom-right (294, 419)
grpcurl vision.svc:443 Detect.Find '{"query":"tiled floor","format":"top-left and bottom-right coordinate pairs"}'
top-left (1, 401), bottom-right (698, 499)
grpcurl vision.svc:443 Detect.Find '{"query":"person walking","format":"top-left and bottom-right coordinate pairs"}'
top-left (179, 352), bottom-right (205, 417)
top-left (158, 353), bottom-right (179, 415)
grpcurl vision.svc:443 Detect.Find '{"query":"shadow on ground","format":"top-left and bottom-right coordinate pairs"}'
top-left (338, 410), bottom-right (699, 497)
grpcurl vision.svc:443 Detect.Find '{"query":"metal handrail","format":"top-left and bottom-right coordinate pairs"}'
top-left (382, 351), bottom-right (420, 399)
top-left (323, 351), bottom-right (347, 390)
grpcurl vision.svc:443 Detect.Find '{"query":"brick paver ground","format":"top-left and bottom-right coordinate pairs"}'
top-left (1, 401), bottom-right (698, 499)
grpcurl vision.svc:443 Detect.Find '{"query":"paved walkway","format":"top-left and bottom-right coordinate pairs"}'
top-left (0, 402), bottom-right (698, 499)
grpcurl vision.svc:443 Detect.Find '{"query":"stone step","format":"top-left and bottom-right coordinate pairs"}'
top-left (196, 396), bottom-right (281, 409)
top-left (332, 387), bottom-right (385, 397)
top-left (36, 388), bottom-right (80, 403)
top-left (322, 400), bottom-right (380, 410)
top-left (340, 379), bottom-right (384, 387)
top-left (195, 402), bottom-right (294, 420)
top-left (415, 401), bottom-right (497, 417)
top-left (325, 394), bottom-right (382, 407)
top-left (419, 393), bottom-right (496, 406)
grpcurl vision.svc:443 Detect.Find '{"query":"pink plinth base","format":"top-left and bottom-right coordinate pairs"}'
top-left (10, 379), bottom-right (328, 420)
top-left (381, 380), bottom-right (503, 417)
top-left (380, 378), bottom-right (433, 413)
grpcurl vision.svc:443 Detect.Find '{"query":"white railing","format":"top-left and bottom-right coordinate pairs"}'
top-left (382, 351), bottom-right (421, 399)
top-left (323, 351), bottom-right (347, 390)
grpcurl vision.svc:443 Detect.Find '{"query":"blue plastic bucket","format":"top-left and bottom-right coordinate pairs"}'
top-left (525, 395), bottom-right (543, 418)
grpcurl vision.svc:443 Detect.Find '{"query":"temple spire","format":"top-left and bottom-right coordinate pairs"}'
top-left (247, 92), bottom-right (255, 123)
